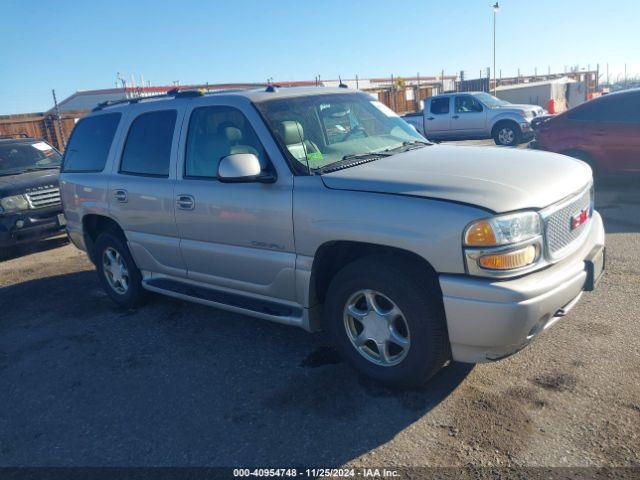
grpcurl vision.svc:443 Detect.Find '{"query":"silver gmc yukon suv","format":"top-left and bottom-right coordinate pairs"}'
top-left (60, 87), bottom-right (605, 387)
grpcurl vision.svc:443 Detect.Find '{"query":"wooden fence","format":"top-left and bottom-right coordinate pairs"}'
top-left (0, 111), bottom-right (86, 151)
top-left (374, 85), bottom-right (434, 114)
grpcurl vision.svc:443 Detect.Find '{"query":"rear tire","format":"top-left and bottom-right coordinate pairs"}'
top-left (94, 231), bottom-right (145, 308)
top-left (325, 255), bottom-right (450, 388)
top-left (493, 121), bottom-right (522, 146)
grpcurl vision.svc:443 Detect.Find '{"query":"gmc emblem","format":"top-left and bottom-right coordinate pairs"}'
top-left (571, 206), bottom-right (591, 230)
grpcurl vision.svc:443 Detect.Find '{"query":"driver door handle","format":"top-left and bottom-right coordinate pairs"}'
top-left (176, 194), bottom-right (195, 210)
top-left (426, 116), bottom-right (435, 121)
top-left (113, 189), bottom-right (128, 203)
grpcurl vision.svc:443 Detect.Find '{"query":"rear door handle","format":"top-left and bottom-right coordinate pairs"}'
top-left (177, 194), bottom-right (195, 210)
top-left (451, 115), bottom-right (460, 119)
top-left (113, 189), bottom-right (128, 203)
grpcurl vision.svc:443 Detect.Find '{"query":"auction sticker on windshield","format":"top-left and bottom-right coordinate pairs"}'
top-left (31, 142), bottom-right (53, 151)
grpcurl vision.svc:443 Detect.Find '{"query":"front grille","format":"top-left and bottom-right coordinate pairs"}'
top-left (25, 187), bottom-right (61, 209)
top-left (543, 187), bottom-right (591, 259)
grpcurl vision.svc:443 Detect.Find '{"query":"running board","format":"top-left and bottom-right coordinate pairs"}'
top-left (143, 277), bottom-right (304, 328)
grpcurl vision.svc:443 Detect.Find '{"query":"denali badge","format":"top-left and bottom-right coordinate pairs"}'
top-left (571, 206), bottom-right (591, 230)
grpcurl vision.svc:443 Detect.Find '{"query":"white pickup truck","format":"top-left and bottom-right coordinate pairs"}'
top-left (403, 92), bottom-right (545, 146)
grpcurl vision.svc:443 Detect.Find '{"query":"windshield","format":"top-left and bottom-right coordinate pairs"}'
top-left (0, 141), bottom-right (61, 176)
top-left (474, 92), bottom-right (510, 108)
top-left (256, 92), bottom-right (426, 172)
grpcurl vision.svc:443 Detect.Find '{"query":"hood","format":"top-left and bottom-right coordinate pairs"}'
top-left (495, 103), bottom-right (544, 114)
top-left (0, 169), bottom-right (60, 197)
top-left (320, 145), bottom-right (591, 213)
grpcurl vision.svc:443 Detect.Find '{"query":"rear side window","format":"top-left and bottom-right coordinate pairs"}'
top-left (120, 110), bottom-right (177, 177)
top-left (62, 113), bottom-right (121, 172)
top-left (430, 98), bottom-right (449, 115)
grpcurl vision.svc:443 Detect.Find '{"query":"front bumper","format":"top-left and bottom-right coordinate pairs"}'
top-left (0, 206), bottom-right (66, 248)
top-left (519, 122), bottom-right (535, 141)
top-left (439, 211), bottom-right (605, 363)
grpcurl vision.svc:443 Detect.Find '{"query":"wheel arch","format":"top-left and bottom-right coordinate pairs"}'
top-left (82, 214), bottom-right (126, 264)
top-left (491, 118), bottom-right (521, 137)
top-left (309, 240), bottom-right (440, 310)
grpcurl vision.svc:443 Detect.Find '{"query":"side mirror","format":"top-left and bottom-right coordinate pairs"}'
top-left (217, 153), bottom-right (275, 183)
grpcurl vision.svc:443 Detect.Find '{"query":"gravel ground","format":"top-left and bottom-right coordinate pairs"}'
top-left (0, 177), bottom-right (638, 469)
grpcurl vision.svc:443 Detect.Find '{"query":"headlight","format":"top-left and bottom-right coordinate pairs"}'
top-left (0, 194), bottom-right (30, 213)
top-left (464, 211), bottom-right (544, 277)
top-left (464, 211), bottom-right (542, 247)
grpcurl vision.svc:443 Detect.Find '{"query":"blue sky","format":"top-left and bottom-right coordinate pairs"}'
top-left (1, 0), bottom-right (637, 114)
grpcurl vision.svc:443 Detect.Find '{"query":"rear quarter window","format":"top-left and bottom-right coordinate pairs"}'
top-left (62, 113), bottom-right (121, 172)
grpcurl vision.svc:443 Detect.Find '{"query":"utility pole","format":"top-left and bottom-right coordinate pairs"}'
top-left (51, 89), bottom-right (66, 150)
top-left (492, 2), bottom-right (500, 94)
top-left (624, 63), bottom-right (627, 88)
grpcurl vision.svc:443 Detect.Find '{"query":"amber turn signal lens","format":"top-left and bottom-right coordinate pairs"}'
top-left (478, 245), bottom-right (537, 270)
top-left (465, 220), bottom-right (497, 246)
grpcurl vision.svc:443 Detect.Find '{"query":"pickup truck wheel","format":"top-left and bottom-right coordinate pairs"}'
top-left (325, 255), bottom-right (450, 388)
top-left (94, 232), bottom-right (145, 308)
top-left (493, 122), bottom-right (521, 146)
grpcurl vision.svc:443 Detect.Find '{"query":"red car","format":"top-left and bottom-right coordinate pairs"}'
top-left (535, 89), bottom-right (640, 177)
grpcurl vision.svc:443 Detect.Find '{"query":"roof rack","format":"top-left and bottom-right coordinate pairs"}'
top-left (92, 88), bottom-right (205, 111)
top-left (265, 84), bottom-right (281, 92)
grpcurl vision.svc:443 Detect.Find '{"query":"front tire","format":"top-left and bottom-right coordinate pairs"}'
top-left (493, 121), bottom-right (522, 146)
top-left (325, 255), bottom-right (450, 388)
top-left (94, 231), bottom-right (145, 308)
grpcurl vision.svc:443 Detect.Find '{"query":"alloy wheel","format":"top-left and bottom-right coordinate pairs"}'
top-left (102, 247), bottom-right (130, 295)
top-left (498, 127), bottom-right (516, 145)
top-left (343, 289), bottom-right (411, 366)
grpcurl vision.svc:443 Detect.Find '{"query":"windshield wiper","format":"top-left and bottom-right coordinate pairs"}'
top-left (19, 166), bottom-right (60, 173)
top-left (317, 152), bottom-right (392, 174)
top-left (341, 152), bottom-right (393, 161)
top-left (383, 140), bottom-right (432, 154)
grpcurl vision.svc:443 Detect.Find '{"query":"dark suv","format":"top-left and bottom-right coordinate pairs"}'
top-left (0, 135), bottom-right (65, 255)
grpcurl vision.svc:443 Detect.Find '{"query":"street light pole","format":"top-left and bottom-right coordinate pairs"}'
top-left (492, 2), bottom-right (500, 95)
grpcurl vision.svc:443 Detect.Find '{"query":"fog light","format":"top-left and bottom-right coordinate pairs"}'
top-left (15, 220), bottom-right (24, 228)
top-left (479, 245), bottom-right (537, 270)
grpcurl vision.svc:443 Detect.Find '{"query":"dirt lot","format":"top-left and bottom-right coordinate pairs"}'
top-left (0, 178), bottom-right (639, 469)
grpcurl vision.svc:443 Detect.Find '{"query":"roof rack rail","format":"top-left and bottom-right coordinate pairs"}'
top-left (265, 84), bottom-right (281, 93)
top-left (92, 88), bottom-right (204, 112)
top-left (166, 88), bottom-right (205, 98)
